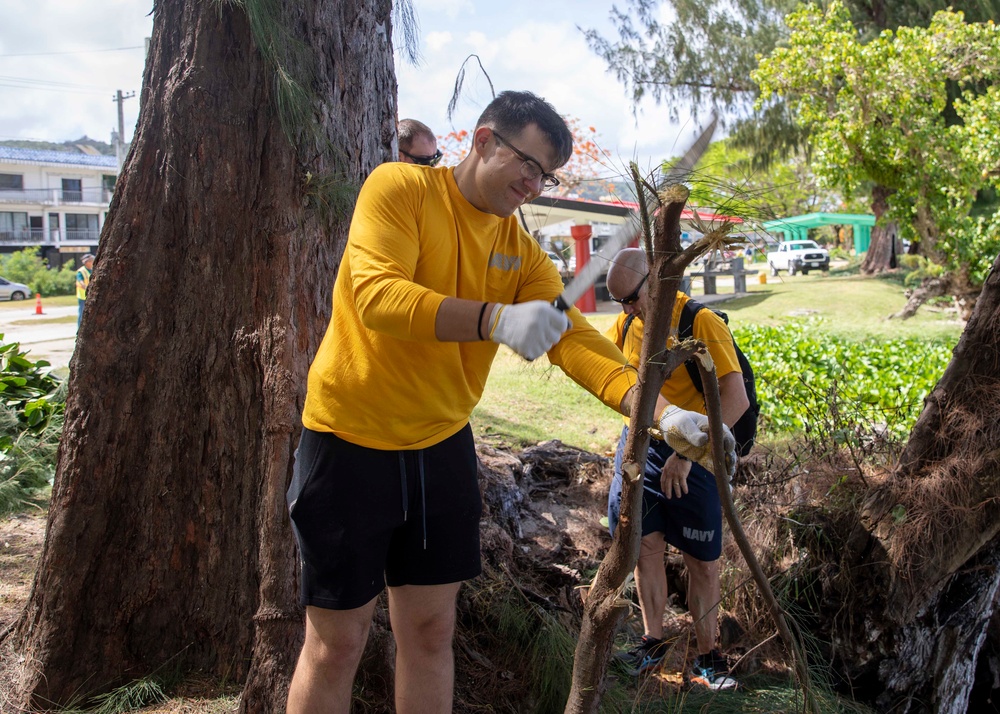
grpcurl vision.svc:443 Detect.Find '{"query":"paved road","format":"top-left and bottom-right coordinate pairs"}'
top-left (0, 287), bottom-right (747, 374)
top-left (0, 304), bottom-right (78, 370)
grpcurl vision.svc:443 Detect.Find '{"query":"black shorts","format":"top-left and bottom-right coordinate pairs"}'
top-left (607, 426), bottom-right (723, 562)
top-left (287, 425), bottom-right (483, 610)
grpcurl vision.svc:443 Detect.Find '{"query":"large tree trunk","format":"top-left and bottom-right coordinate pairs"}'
top-left (860, 184), bottom-right (903, 274)
top-left (12, 1), bottom-right (395, 710)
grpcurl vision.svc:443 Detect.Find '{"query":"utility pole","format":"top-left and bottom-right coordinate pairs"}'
top-left (112, 90), bottom-right (136, 171)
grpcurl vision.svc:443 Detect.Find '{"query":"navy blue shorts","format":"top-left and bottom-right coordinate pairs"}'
top-left (287, 425), bottom-right (483, 610)
top-left (607, 426), bottom-right (722, 561)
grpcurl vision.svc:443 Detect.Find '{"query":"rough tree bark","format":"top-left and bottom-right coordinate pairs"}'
top-left (11, 1), bottom-right (395, 710)
top-left (860, 184), bottom-right (902, 275)
top-left (798, 253), bottom-right (1000, 712)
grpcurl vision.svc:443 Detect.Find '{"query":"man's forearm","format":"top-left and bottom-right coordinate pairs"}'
top-left (619, 386), bottom-right (670, 423)
top-left (434, 297), bottom-right (496, 342)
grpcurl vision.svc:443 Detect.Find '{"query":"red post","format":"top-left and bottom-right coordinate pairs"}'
top-left (570, 224), bottom-right (596, 313)
top-left (34, 293), bottom-right (43, 315)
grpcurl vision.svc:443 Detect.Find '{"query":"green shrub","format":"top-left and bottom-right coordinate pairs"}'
top-left (33, 262), bottom-right (78, 296)
top-left (0, 336), bottom-right (64, 516)
top-left (736, 320), bottom-right (955, 439)
top-left (897, 254), bottom-right (946, 287)
top-left (0, 247), bottom-right (79, 296)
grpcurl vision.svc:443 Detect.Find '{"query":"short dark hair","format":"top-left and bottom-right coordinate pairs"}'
top-left (398, 118), bottom-right (435, 153)
top-left (475, 91), bottom-right (573, 168)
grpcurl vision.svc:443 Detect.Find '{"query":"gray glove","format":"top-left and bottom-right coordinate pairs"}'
top-left (490, 301), bottom-right (571, 361)
top-left (658, 405), bottom-right (737, 479)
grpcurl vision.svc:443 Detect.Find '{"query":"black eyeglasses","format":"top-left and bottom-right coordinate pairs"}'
top-left (610, 274), bottom-right (648, 305)
top-left (400, 148), bottom-right (443, 167)
top-left (491, 131), bottom-right (560, 190)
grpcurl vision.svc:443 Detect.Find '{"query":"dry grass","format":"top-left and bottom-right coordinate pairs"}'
top-left (861, 378), bottom-right (1000, 615)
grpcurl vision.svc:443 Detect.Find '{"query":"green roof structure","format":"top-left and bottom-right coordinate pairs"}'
top-left (762, 212), bottom-right (876, 253)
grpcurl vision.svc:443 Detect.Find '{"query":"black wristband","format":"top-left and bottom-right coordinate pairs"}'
top-left (675, 453), bottom-right (690, 461)
top-left (477, 302), bottom-right (489, 340)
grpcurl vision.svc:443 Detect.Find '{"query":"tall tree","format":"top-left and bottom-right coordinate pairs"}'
top-left (685, 138), bottom-right (843, 222)
top-left (11, 0), bottom-right (396, 710)
top-left (585, 0), bottom-right (1000, 170)
top-left (753, 3), bottom-right (1000, 288)
top-left (583, 0), bottom-right (804, 168)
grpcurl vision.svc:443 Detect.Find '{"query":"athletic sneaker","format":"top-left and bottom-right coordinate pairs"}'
top-left (690, 650), bottom-right (738, 690)
top-left (615, 635), bottom-right (667, 676)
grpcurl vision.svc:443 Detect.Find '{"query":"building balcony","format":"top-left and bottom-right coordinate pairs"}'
top-left (0, 187), bottom-right (112, 206)
top-left (0, 229), bottom-right (100, 245)
top-left (0, 229), bottom-right (44, 244)
top-left (63, 229), bottom-right (100, 242)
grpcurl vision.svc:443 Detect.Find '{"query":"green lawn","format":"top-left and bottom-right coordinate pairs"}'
top-left (0, 294), bottom-right (76, 309)
top-left (472, 271), bottom-right (964, 451)
top-left (722, 270), bottom-right (963, 341)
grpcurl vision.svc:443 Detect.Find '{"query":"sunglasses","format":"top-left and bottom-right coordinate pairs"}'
top-left (610, 273), bottom-right (648, 305)
top-left (400, 148), bottom-right (443, 167)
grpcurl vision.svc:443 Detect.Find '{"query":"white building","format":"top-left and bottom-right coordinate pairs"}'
top-left (0, 146), bottom-right (117, 267)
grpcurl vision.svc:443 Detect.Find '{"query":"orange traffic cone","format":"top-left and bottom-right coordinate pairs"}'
top-left (34, 293), bottom-right (43, 315)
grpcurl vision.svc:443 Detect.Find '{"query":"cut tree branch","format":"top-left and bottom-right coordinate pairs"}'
top-left (695, 350), bottom-right (820, 714)
top-left (565, 182), bottom-right (703, 713)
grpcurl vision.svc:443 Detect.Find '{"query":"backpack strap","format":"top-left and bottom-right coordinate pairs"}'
top-left (678, 299), bottom-right (730, 394)
top-left (620, 313), bottom-right (637, 345)
top-left (679, 300), bottom-right (702, 393)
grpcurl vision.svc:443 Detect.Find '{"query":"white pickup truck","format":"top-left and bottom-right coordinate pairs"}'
top-left (767, 240), bottom-right (830, 276)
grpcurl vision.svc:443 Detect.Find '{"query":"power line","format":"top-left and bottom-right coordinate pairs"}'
top-left (0, 83), bottom-right (110, 96)
top-left (0, 75), bottom-right (111, 90)
top-left (0, 46), bottom-right (144, 59)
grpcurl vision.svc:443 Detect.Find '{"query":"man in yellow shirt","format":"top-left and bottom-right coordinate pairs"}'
top-left (285, 92), bottom-right (735, 713)
top-left (604, 248), bottom-right (747, 689)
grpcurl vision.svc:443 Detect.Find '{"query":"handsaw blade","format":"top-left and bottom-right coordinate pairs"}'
top-left (553, 113), bottom-right (718, 311)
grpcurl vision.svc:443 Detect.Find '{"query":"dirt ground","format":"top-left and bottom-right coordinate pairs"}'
top-left (1, 512), bottom-right (45, 713)
top-left (0, 512), bottom-right (241, 713)
top-left (0, 440), bottom-right (804, 713)
top-left (0, 512), bottom-right (44, 634)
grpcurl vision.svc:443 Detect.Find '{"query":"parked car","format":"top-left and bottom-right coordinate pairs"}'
top-left (766, 240), bottom-right (830, 276)
top-left (547, 250), bottom-right (576, 275)
top-left (0, 276), bottom-right (30, 301)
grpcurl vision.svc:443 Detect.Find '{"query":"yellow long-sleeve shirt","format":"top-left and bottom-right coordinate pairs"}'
top-left (303, 163), bottom-right (636, 450)
top-left (604, 292), bottom-right (741, 419)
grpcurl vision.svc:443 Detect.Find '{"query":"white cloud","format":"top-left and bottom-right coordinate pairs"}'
top-left (424, 31), bottom-right (453, 53)
top-left (0, 0), bottom-right (152, 142)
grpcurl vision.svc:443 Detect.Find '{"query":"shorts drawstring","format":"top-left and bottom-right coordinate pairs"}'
top-left (418, 450), bottom-right (427, 550)
top-left (399, 453), bottom-right (408, 522)
top-left (399, 450), bottom-right (429, 550)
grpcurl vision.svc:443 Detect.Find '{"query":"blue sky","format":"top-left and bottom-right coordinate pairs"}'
top-left (0, 0), bottom-right (698, 178)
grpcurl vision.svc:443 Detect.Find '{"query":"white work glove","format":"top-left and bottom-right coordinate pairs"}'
top-left (490, 301), bottom-right (571, 361)
top-left (658, 405), bottom-right (738, 480)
